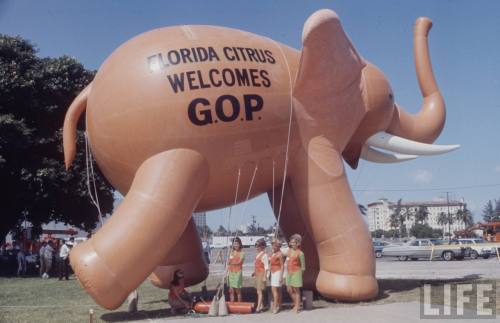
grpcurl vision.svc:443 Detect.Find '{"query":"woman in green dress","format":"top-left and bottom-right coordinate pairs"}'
top-left (285, 234), bottom-right (305, 313)
top-left (227, 237), bottom-right (245, 302)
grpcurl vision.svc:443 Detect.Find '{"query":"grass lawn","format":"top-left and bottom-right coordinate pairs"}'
top-left (1, 275), bottom-right (498, 322)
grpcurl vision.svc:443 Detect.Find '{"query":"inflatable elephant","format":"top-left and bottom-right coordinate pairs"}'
top-left (63, 9), bottom-right (458, 309)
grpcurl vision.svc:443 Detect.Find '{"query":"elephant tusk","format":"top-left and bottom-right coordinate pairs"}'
top-left (360, 145), bottom-right (418, 163)
top-left (366, 132), bottom-right (460, 156)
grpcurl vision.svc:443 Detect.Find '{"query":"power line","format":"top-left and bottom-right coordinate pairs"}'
top-left (352, 183), bottom-right (500, 192)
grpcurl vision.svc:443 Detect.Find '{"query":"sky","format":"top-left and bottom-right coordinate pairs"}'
top-left (2, 0), bottom-right (500, 230)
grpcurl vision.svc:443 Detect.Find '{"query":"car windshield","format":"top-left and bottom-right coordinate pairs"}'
top-left (430, 239), bottom-right (443, 245)
top-left (473, 239), bottom-right (485, 243)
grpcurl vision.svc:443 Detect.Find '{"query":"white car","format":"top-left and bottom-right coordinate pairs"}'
top-left (454, 239), bottom-right (491, 259)
top-left (382, 239), bottom-right (466, 261)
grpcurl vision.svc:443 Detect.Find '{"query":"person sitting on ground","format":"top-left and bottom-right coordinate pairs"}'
top-left (252, 238), bottom-right (269, 312)
top-left (168, 269), bottom-right (192, 315)
top-left (270, 238), bottom-right (284, 314)
top-left (227, 237), bottom-right (245, 302)
top-left (285, 234), bottom-right (305, 313)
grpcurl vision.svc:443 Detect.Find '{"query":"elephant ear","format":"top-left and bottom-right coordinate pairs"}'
top-left (293, 9), bottom-right (366, 148)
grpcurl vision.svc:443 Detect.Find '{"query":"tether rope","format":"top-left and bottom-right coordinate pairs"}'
top-left (272, 41), bottom-right (294, 239)
top-left (217, 164), bottom-right (259, 296)
top-left (84, 132), bottom-right (104, 226)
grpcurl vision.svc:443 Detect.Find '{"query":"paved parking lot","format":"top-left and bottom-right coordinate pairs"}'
top-left (376, 256), bottom-right (500, 280)
top-left (209, 248), bottom-right (500, 280)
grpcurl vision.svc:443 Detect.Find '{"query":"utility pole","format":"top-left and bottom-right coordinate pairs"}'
top-left (445, 192), bottom-right (452, 240)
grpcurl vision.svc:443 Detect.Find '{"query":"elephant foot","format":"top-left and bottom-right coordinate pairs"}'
top-left (70, 241), bottom-right (129, 310)
top-left (316, 270), bottom-right (378, 301)
top-left (150, 258), bottom-right (208, 289)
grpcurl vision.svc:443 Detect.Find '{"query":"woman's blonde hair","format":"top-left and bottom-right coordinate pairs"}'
top-left (289, 234), bottom-right (302, 245)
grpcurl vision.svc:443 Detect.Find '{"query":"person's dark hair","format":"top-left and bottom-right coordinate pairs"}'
top-left (42, 241), bottom-right (47, 246)
top-left (255, 238), bottom-right (266, 248)
top-left (70, 237), bottom-right (75, 242)
top-left (171, 269), bottom-right (184, 286)
top-left (232, 237), bottom-right (242, 249)
top-left (48, 240), bottom-right (53, 245)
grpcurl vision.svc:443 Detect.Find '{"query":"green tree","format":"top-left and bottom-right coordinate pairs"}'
top-left (494, 199), bottom-right (500, 221)
top-left (482, 200), bottom-right (495, 222)
top-left (256, 226), bottom-right (267, 235)
top-left (371, 229), bottom-right (385, 238)
top-left (358, 204), bottom-right (367, 216)
top-left (410, 223), bottom-right (438, 238)
top-left (196, 224), bottom-right (213, 238)
top-left (215, 225), bottom-right (228, 236)
top-left (0, 35), bottom-right (114, 240)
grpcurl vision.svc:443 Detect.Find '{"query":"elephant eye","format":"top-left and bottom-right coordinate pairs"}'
top-left (388, 93), bottom-right (394, 100)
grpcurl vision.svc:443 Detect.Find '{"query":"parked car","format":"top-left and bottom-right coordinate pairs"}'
top-left (373, 241), bottom-right (389, 258)
top-left (382, 239), bottom-right (467, 261)
top-left (452, 239), bottom-right (491, 259)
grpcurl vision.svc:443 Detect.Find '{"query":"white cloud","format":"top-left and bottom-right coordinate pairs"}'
top-left (494, 165), bottom-right (500, 173)
top-left (412, 169), bottom-right (433, 184)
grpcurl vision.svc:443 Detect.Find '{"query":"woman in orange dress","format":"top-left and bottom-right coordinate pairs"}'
top-left (252, 238), bottom-right (269, 312)
top-left (269, 238), bottom-right (284, 313)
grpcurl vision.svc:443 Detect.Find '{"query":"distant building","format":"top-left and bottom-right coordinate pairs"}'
top-left (366, 198), bottom-right (467, 234)
top-left (193, 212), bottom-right (207, 230)
top-left (367, 198), bottom-right (393, 232)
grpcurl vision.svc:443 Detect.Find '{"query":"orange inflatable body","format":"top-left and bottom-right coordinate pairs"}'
top-left (193, 301), bottom-right (255, 314)
top-left (64, 9), bottom-right (458, 309)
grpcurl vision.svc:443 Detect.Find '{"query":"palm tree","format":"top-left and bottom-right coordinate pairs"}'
top-left (390, 199), bottom-right (407, 238)
top-left (456, 206), bottom-right (474, 227)
top-left (414, 206), bottom-right (430, 225)
top-left (437, 212), bottom-right (448, 239)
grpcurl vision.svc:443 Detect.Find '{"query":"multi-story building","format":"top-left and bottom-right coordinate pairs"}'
top-left (366, 198), bottom-right (467, 234)
top-left (366, 198), bottom-right (393, 232)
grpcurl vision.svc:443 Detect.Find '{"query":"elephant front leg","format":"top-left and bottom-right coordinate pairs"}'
top-left (149, 219), bottom-right (209, 289)
top-left (290, 137), bottom-right (378, 301)
top-left (70, 149), bottom-right (209, 309)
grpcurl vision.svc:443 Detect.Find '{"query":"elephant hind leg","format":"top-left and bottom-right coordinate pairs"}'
top-left (70, 149), bottom-right (209, 309)
top-left (149, 219), bottom-right (209, 289)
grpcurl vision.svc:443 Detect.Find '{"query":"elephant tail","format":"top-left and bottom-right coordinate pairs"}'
top-left (63, 83), bottom-right (92, 170)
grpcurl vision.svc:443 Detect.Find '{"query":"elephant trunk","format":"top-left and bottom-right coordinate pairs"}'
top-left (388, 17), bottom-right (445, 143)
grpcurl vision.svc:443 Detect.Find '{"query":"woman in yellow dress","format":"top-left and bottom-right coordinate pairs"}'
top-left (285, 234), bottom-right (305, 313)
